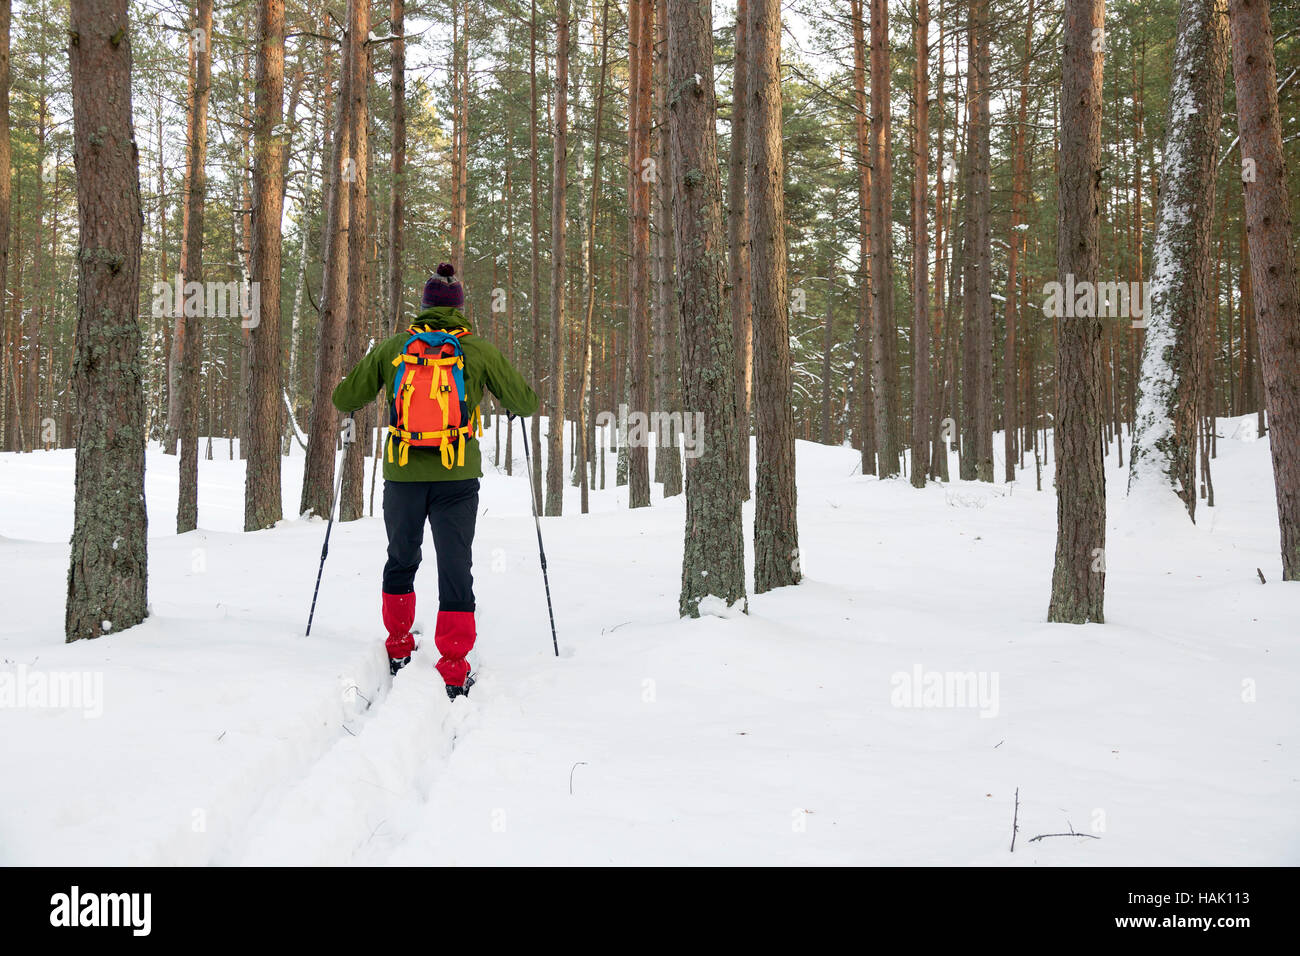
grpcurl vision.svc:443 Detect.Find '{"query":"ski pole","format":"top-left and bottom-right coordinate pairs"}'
top-left (514, 413), bottom-right (559, 657)
top-left (305, 424), bottom-right (349, 637)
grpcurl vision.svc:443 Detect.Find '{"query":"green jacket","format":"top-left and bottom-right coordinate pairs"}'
top-left (331, 307), bottom-right (538, 482)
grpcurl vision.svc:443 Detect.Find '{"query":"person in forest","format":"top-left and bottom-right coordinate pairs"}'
top-left (332, 263), bottom-right (538, 699)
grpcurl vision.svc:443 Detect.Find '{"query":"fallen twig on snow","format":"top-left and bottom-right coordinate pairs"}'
top-left (1010, 787), bottom-right (1020, 852)
top-left (1028, 820), bottom-right (1100, 844)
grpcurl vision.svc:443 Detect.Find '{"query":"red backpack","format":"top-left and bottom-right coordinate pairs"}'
top-left (386, 325), bottom-right (481, 468)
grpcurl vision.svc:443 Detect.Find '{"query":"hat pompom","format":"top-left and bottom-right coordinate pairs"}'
top-left (436, 262), bottom-right (456, 279)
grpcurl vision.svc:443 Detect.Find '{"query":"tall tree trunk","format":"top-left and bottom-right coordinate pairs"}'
top-left (1128, 0), bottom-right (1228, 521)
top-left (450, 4), bottom-right (467, 273)
top-left (546, 0), bottom-right (570, 516)
top-left (300, 7), bottom-right (354, 519)
top-left (388, 0), bottom-right (406, 330)
top-left (869, 0), bottom-right (899, 478)
top-left (577, 0), bottom-right (610, 516)
top-left (728, 0), bottom-right (752, 499)
top-left (1228, 0), bottom-right (1300, 579)
top-left (1048, 0), bottom-right (1107, 624)
top-left (652, 0), bottom-right (682, 497)
top-left (164, 25), bottom-right (195, 456)
top-left (667, 0), bottom-right (746, 617)
top-left (748, 0), bottom-right (800, 592)
top-left (528, 0), bottom-right (543, 510)
top-left (287, 59), bottom-right (325, 424)
top-left (0, 0), bottom-right (10, 455)
top-left (822, 251), bottom-right (836, 443)
top-left (65, 0), bottom-right (148, 641)
top-left (627, 0), bottom-right (653, 508)
top-left (960, 0), bottom-right (993, 483)
top-left (340, 0), bottom-right (372, 523)
top-left (245, 0), bottom-right (287, 530)
top-left (1003, 0), bottom-right (1034, 484)
top-left (910, 0), bottom-right (930, 489)
top-left (176, 0), bottom-right (213, 533)
top-left (650, 0), bottom-right (681, 502)
top-left (850, 0), bottom-right (875, 475)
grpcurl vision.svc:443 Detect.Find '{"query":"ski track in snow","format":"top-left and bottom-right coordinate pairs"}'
top-left (2, 416), bottom-right (1298, 865)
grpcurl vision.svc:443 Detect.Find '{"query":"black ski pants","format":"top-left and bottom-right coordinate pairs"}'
top-left (381, 478), bottom-right (479, 612)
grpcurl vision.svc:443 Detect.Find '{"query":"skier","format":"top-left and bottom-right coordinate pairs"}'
top-left (332, 263), bottom-right (538, 699)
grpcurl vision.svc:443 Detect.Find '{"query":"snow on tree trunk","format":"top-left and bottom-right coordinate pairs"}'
top-left (1128, 0), bottom-right (1228, 522)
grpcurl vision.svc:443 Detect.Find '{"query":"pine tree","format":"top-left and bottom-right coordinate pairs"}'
top-left (65, 0), bottom-right (148, 642)
top-left (1228, 0), bottom-right (1300, 579)
top-left (245, 0), bottom-right (286, 531)
top-left (668, 0), bottom-right (746, 617)
top-left (545, 0), bottom-right (570, 517)
top-left (748, 0), bottom-right (799, 592)
top-left (1129, 0), bottom-right (1228, 521)
top-left (1048, 0), bottom-right (1107, 624)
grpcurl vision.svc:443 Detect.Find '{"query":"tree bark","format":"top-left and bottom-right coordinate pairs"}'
top-left (545, 0), bottom-right (570, 516)
top-left (300, 7), bottom-right (354, 519)
top-left (1003, 0), bottom-right (1034, 484)
top-left (748, 0), bottom-right (800, 592)
top-left (1128, 0), bottom-right (1228, 521)
top-left (1228, 0), bottom-right (1300, 578)
top-left (577, 0), bottom-right (610, 515)
top-left (388, 0), bottom-right (406, 331)
top-left (667, 0), bottom-right (746, 617)
top-left (176, 0), bottom-right (213, 533)
top-left (65, 0), bottom-right (148, 641)
top-left (0, 0), bottom-right (10, 455)
top-left (870, 0), bottom-right (899, 478)
top-left (340, 0), bottom-right (372, 523)
top-left (728, 0), bottom-right (752, 499)
top-left (529, 0), bottom-right (543, 509)
top-left (245, 0), bottom-right (286, 531)
top-left (910, 0), bottom-right (930, 489)
top-left (1048, 0), bottom-right (1107, 624)
top-left (627, 0), bottom-right (653, 508)
top-left (653, 0), bottom-right (682, 498)
top-left (960, 0), bottom-right (993, 483)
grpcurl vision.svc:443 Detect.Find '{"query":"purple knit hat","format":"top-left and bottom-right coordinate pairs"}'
top-left (421, 263), bottom-right (465, 309)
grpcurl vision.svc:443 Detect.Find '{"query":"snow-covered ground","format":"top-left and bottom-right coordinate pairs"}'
top-left (1, 416), bottom-right (1296, 865)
